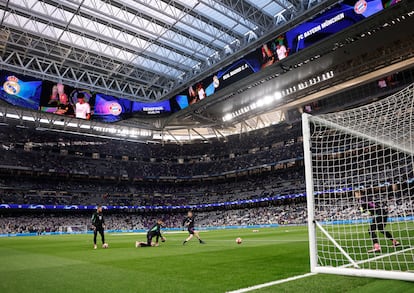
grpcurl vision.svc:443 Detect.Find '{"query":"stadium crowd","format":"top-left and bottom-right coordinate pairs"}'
top-left (1, 119), bottom-right (413, 236)
top-left (0, 169), bottom-right (305, 206)
top-left (1, 194), bottom-right (412, 234)
top-left (0, 122), bottom-right (303, 178)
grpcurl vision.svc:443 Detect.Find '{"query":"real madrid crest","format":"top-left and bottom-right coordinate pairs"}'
top-left (3, 76), bottom-right (21, 95)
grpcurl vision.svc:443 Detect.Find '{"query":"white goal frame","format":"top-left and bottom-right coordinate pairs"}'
top-left (302, 85), bottom-right (414, 282)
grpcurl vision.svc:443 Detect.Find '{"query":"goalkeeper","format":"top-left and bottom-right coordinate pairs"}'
top-left (355, 190), bottom-right (400, 253)
top-left (135, 219), bottom-right (166, 247)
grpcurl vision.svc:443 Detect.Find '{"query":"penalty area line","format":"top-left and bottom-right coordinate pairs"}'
top-left (226, 272), bottom-right (316, 293)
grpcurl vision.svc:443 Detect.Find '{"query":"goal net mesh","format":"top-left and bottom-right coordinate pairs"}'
top-left (306, 83), bottom-right (414, 274)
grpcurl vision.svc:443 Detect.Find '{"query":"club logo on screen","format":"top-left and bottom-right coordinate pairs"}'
top-left (354, 0), bottom-right (367, 14)
top-left (109, 102), bottom-right (122, 116)
top-left (213, 75), bottom-right (220, 88)
top-left (3, 76), bottom-right (21, 95)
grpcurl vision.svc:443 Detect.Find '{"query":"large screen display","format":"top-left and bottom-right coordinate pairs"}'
top-left (170, 94), bottom-right (189, 112)
top-left (0, 70), bottom-right (175, 122)
top-left (93, 93), bottom-right (134, 122)
top-left (286, 0), bottom-right (384, 53)
top-left (132, 100), bottom-right (171, 115)
top-left (38, 80), bottom-right (173, 121)
top-left (170, 0), bottom-right (397, 110)
top-left (0, 71), bottom-right (42, 110)
top-left (40, 81), bottom-right (94, 120)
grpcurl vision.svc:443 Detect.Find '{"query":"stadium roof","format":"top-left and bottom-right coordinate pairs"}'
top-left (0, 0), bottom-right (323, 101)
top-left (1, 0), bottom-right (412, 143)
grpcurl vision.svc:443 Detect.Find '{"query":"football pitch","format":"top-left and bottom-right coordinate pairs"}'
top-left (0, 226), bottom-right (412, 293)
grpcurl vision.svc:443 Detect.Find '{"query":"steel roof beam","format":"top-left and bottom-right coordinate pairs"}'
top-left (203, 0), bottom-right (275, 32)
top-left (160, 0), bottom-right (245, 40)
top-left (3, 3), bottom-right (192, 75)
top-left (109, 0), bottom-right (225, 52)
top-left (0, 47), bottom-right (163, 101)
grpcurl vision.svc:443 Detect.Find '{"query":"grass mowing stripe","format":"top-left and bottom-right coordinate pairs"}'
top-left (0, 226), bottom-right (412, 292)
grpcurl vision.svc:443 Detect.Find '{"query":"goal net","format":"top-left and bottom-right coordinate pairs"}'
top-left (302, 83), bottom-right (414, 281)
top-left (59, 225), bottom-right (88, 234)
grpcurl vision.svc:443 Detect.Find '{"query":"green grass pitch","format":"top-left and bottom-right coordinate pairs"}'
top-left (0, 226), bottom-right (412, 292)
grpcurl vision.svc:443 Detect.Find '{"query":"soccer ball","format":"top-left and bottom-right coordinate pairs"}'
top-left (102, 243), bottom-right (109, 249)
top-left (236, 237), bottom-right (242, 244)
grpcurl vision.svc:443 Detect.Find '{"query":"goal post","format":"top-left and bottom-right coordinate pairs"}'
top-left (302, 83), bottom-right (414, 282)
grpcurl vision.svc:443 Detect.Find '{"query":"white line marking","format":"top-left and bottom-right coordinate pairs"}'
top-left (205, 239), bottom-right (308, 243)
top-left (226, 272), bottom-right (316, 293)
top-left (111, 231), bottom-right (193, 236)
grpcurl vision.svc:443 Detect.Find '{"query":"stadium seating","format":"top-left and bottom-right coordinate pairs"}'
top-left (1, 120), bottom-right (412, 234)
top-left (0, 122), bottom-right (302, 178)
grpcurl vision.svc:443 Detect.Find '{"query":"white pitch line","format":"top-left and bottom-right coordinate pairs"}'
top-left (226, 272), bottom-right (317, 293)
top-left (110, 231), bottom-right (194, 236)
top-left (205, 239), bottom-right (308, 243)
top-left (110, 233), bottom-right (147, 236)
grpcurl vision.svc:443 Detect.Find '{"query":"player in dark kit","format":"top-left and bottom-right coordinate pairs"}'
top-left (91, 205), bottom-right (108, 249)
top-left (182, 211), bottom-right (205, 245)
top-left (355, 190), bottom-right (400, 253)
top-left (136, 219), bottom-right (166, 247)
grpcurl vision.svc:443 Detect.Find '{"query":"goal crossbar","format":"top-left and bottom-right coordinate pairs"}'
top-left (310, 115), bottom-right (414, 156)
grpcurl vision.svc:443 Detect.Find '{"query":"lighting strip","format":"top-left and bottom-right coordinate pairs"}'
top-left (223, 71), bottom-right (334, 122)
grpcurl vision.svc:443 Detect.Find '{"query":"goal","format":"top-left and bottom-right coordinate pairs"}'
top-left (302, 83), bottom-right (414, 281)
top-left (59, 225), bottom-right (88, 234)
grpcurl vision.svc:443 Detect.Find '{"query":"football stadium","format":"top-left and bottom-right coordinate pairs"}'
top-left (0, 0), bottom-right (414, 292)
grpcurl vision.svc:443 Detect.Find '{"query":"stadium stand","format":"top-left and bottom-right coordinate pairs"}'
top-left (0, 120), bottom-right (308, 233)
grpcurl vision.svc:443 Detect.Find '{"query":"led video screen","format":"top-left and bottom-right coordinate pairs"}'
top-left (286, 0), bottom-right (385, 53)
top-left (132, 100), bottom-right (171, 115)
top-left (0, 71), bottom-right (42, 110)
top-left (170, 0), bottom-right (399, 111)
top-left (93, 93), bottom-right (134, 122)
top-left (40, 81), bottom-right (93, 120)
